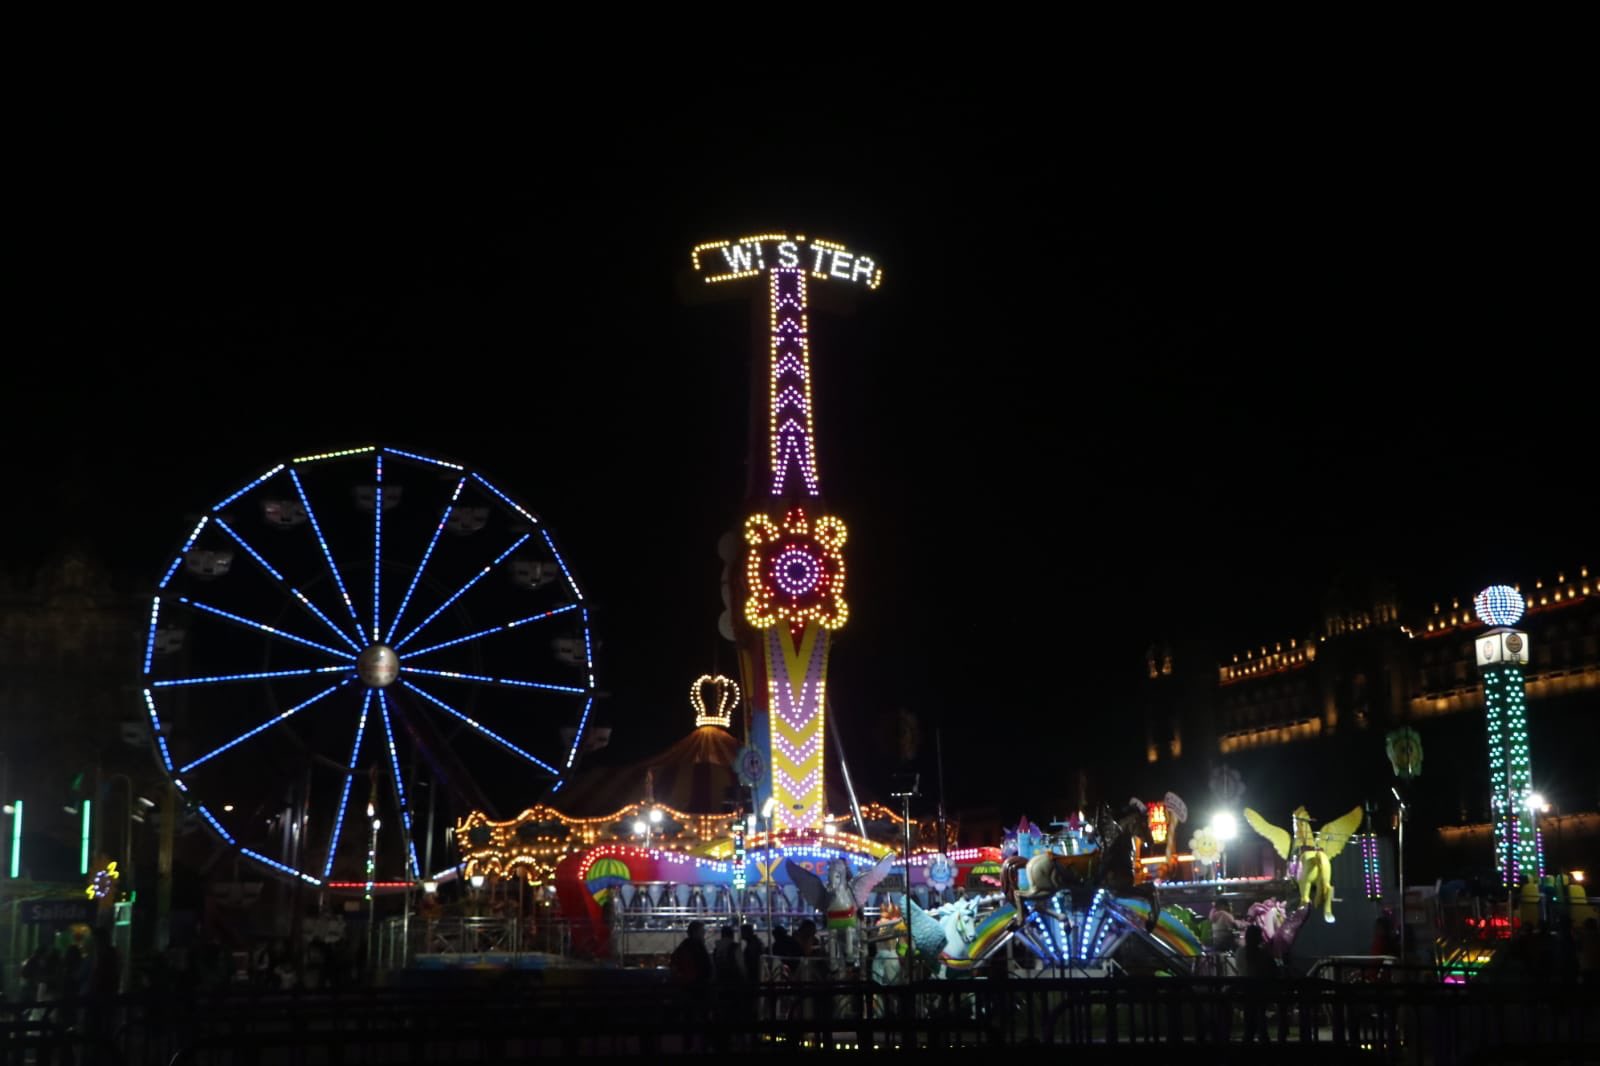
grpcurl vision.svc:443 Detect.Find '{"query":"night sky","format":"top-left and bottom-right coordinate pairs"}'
top-left (11, 75), bottom-right (1594, 821)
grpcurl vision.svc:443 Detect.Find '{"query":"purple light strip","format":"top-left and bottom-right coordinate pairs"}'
top-left (392, 534), bottom-right (531, 650)
top-left (385, 477), bottom-right (467, 644)
top-left (767, 268), bottom-right (821, 497)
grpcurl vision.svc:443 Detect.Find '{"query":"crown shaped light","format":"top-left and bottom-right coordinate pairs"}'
top-left (691, 674), bottom-right (739, 729)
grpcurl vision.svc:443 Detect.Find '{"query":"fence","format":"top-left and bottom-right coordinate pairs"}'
top-left (3, 973), bottom-right (1593, 1064)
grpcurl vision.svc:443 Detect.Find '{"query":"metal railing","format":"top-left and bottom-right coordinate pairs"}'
top-left (4, 973), bottom-right (1594, 1064)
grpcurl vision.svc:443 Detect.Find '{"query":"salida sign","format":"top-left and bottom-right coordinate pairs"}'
top-left (20, 899), bottom-right (98, 924)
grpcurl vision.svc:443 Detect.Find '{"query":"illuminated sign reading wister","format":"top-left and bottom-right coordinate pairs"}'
top-left (691, 234), bottom-right (882, 289)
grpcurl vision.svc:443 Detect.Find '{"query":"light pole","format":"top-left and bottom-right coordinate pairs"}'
top-left (1391, 786), bottom-right (1407, 965)
top-left (1527, 792), bottom-right (1550, 924)
top-left (761, 797), bottom-right (777, 934)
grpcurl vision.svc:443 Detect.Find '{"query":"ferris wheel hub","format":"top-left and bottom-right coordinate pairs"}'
top-left (357, 644), bottom-right (400, 688)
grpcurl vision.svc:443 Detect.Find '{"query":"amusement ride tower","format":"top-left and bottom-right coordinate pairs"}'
top-left (690, 234), bottom-right (881, 834)
top-left (1472, 584), bottom-right (1543, 887)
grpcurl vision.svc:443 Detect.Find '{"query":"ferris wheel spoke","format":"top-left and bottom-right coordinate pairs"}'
top-left (397, 604), bottom-right (581, 660)
top-left (177, 597), bottom-right (357, 660)
top-left (399, 679), bottom-right (559, 775)
top-left (384, 477), bottom-right (467, 645)
top-left (402, 667), bottom-right (585, 695)
top-left (152, 665), bottom-right (351, 688)
top-left (289, 467), bottom-right (366, 641)
top-left (212, 519), bottom-right (365, 653)
top-left (371, 452), bottom-right (383, 644)
top-left (378, 692), bottom-right (421, 878)
top-left (178, 679), bottom-right (352, 773)
top-left (324, 691), bottom-right (373, 880)
top-left (391, 534), bottom-right (531, 651)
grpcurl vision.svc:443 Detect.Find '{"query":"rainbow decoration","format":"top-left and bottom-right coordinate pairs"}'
top-left (1109, 897), bottom-right (1205, 957)
top-left (944, 906), bottom-right (1017, 972)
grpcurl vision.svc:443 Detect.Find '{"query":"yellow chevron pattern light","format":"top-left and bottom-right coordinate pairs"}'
top-left (764, 620), bottom-right (830, 833)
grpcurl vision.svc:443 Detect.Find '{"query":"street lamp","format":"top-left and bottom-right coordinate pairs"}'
top-left (1392, 786), bottom-right (1408, 964)
top-left (1210, 812), bottom-right (1238, 879)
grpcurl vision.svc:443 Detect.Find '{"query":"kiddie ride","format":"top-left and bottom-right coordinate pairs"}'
top-left (904, 815), bottom-right (1207, 978)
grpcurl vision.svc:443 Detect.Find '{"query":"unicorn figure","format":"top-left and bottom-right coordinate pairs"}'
top-left (786, 854), bottom-right (896, 965)
top-left (1244, 898), bottom-right (1311, 958)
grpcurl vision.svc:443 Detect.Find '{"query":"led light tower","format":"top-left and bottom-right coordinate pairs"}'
top-left (690, 234), bottom-right (881, 833)
top-left (1473, 584), bottom-right (1542, 887)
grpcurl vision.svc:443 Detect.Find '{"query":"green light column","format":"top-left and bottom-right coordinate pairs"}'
top-left (1480, 657), bottom-right (1541, 887)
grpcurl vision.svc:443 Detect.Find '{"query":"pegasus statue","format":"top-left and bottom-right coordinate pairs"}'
top-left (786, 854), bottom-right (896, 964)
top-left (1243, 804), bottom-right (1363, 923)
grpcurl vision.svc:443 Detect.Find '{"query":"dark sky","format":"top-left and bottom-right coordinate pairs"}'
top-left (11, 72), bottom-right (1594, 817)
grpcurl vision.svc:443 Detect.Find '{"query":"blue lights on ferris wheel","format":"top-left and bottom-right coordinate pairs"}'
top-left (383, 446), bottom-right (463, 471)
top-left (567, 695), bottom-right (596, 769)
top-left (471, 472), bottom-right (539, 525)
top-left (159, 516), bottom-right (210, 590)
top-left (143, 598), bottom-right (161, 676)
top-left (403, 604), bottom-right (580, 659)
top-left (151, 665), bottom-right (350, 688)
top-left (214, 518), bottom-right (285, 580)
top-left (392, 534), bottom-right (533, 650)
top-left (180, 680), bottom-right (352, 772)
top-left (401, 680), bottom-right (560, 775)
top-left (198, 806), bottom-right (236, 845)
top-left (1474, 585), bottom-right (1526, 627)
top-left (147, 445), bottom-right (595, 887)
top-left (290, 467), bottom-right (364, 637)
top-left (212, 464), bottom-right (286, 511)
top-left (373, 453), bottom-right (383, 642)
top-left (325, 691), bottom-right (372, 880)
top-left (379, 692), bottom-right (421, 877)
top-left (541, 529), bottom-right (584, 600)
top-left (402, 667), bottom-right (585, 695)
top-left (177, 597), bottom-right (356, 659)
top-left (385, 477), bottom-right (467, 644)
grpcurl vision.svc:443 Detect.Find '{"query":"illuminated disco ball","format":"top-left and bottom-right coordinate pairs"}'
top-left (1473, 585), bottom-right (1525, 628)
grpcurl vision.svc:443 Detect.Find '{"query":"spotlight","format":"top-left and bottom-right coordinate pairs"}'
top-left (1211, 812), bottom-right (1239, 841)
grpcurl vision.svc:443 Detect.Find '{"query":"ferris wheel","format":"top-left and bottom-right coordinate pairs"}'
top-left (140, 445), bottom-right (597, 890)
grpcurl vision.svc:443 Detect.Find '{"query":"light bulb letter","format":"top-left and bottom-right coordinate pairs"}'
top-left (851, 255), bottom-right (876, 284)
top-left (777, 241), bottom-right (800, 268)
top-left (811, 245), bottom-right (829, 273)
top-left (721, 243), bottom-right (755, 272)
top-left (829, 251), bottom-right (854, 280)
